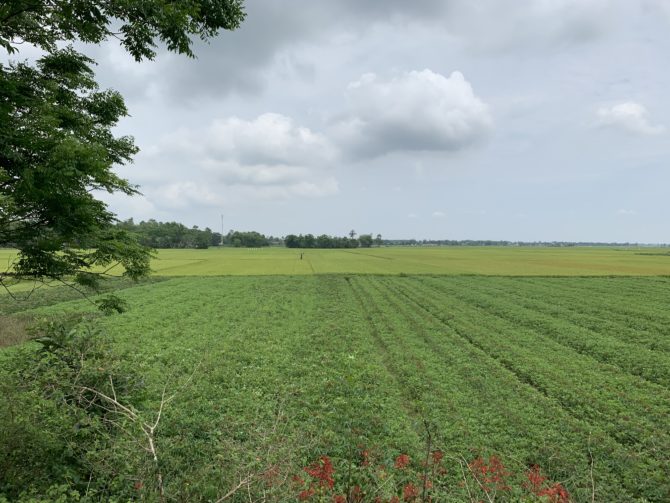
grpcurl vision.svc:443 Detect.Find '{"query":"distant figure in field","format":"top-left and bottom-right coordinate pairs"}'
top-left (300, 253), bottom-right (303, 260)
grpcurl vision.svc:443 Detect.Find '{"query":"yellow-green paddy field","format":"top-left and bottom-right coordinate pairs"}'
top-left (4, 245), bottom-right (669, 279)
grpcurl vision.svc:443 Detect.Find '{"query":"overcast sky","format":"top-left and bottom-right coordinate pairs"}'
top-left (16, 1), bottom-right (670, 241)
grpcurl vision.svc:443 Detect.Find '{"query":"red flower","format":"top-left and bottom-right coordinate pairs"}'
top-left (431, 450), bottom-right (444, 464)
top-left (523, 465), bottom-right (547, 494)
top-left (395, 454), bottom-right (410, 469)
top-left (332, 495), bottom-right (346, 503)
top-left (522, 465), bottom-right (570, 502)
top-left (403, 483), bottom-right (419, 501)
top-left (298, 487), bottom-right (315, 500)
top-left (539, 483), bottom-right (570, 503)
top-left (468, 456), bottom-right (511, 493)
top-left (304, 456), bottom-right (335, 490)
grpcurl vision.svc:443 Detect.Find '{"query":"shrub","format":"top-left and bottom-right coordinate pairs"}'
top-left (0, 317), bottom-right (149, 500)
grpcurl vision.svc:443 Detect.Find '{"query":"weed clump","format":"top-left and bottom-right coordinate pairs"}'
top-left (0, 317), bottom-right (150, 501)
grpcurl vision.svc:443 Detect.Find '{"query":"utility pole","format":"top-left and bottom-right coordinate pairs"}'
top-left (220, 214), bottom-right (224, 246)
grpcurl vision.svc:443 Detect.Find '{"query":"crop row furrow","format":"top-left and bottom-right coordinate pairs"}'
top-left (464, 276), bottom-right (670, 354)
top-left (380, 278), bottom-right (670, 500)
top-left (535, 276), bottom-right (670, 301)
top-left (343, 276), bottom-right (427, 423)
top-left (379, 277), bottom-right (637, 441)
top-left (356, 277), bottom-right (645, 501)
top-left (348, 277), bottom-right (642, 500)
top-left (515, 276), bottom-right (670, 331)
top-left (516, 277), bottom-right (670, 329)
top-left (295, 276), bottom-right (423, 452)
top-left (347, 276), bottom-right (485, 426)
top-left (363, 277), bottom-right (586, 419)
top-left (381, 277), bottom-right (670, 466)
top-left (423, 276), bottom-right (670, 387)
top-left (366, 278), bottom-right (563, 413)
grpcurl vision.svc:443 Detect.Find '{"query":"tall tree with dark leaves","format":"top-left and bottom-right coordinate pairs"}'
top-left (0, 1), bottom-right (245, 294)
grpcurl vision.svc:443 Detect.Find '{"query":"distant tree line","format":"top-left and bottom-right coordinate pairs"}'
top-left (116, 220), bottom-right (281, 249)
top-left (284, 232), bottom-right (383, 249)
top-left (116, 219), bottom-right (220, 249)
top-left (382, 239), bottom-right (663, 247)
top-left (222, 230), bottom-right (276, 247)
top-left (114, 220), bottom-right (665, 249)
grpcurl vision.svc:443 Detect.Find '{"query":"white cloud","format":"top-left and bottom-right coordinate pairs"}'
top-left (616, 209), bottom-right (637, 215)
top-left (597, 102), bottom-right (665, 135)
top-left (96, 190), bottom-right (160, 220)
top-left (192, 177), bottom-right (339, 203)
top-left (335, 70), bottom-right (493, 159)
top-left (213, 163), bottom-right (310, 186)
top-left (207, 113), bottom-right (336, 166)
top-left (432, 211), bottom-right (446, 218)
top-left (149, 182), bottom-right (225, 210)
top-left (132, 113), bottom-right (339, 210)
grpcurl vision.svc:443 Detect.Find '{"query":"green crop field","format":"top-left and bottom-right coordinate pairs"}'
top-left (2, 248), bottom-right (670, 501)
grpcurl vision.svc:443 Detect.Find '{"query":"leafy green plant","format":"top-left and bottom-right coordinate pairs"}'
top-left (0, 317), bottom-right (149, 500)
top-left (94, 294), bottom-right (128, 315)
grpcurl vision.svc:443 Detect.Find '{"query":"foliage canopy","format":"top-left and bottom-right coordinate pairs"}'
top-left (117, 218), bottom-right (220, 249)
top-left (0, 0), bottom-right (245, 61)
top-left (0, 1), bottom-right (246, 290)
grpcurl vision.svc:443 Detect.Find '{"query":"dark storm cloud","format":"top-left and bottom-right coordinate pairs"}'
top-left (130, 0), bottom-right (452, 102)
top-left (88, 0), bottom-right (622, 104)
top-left (82, 0), bottom-right (316, 101)
top-left (152, 1), bottom-right (314, 100)
top-left (441, 0), bottom-right (623, 54)
top-left (335, 0), bottom-right (447, 19)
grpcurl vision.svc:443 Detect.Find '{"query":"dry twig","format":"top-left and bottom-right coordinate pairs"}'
top-left (80, 382), bottom-right (179, 502)
top-left (215, 474), bottom-right (255, 502)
